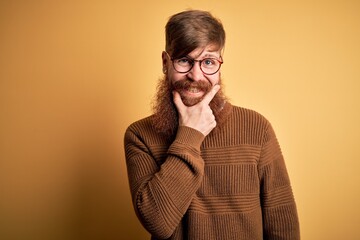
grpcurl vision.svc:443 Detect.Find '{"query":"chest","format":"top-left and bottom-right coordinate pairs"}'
top-left (197, 145), bottom-right (261, 195)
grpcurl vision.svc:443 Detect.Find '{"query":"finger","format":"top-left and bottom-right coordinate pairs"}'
top-left (172, 91), bottom-right (185, 113)
top-left (202, 84), bottom-right (220, 105)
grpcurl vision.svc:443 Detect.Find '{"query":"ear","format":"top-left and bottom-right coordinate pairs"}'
top-left (162, 51), bottom-right (168, 73)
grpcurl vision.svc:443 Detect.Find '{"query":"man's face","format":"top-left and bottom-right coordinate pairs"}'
top-left (162, 45), bottom-right (222, 106)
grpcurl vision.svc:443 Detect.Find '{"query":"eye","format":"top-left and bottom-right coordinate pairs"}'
top-left (176, 58), bottom-right (192, 66)
top-left (202, 58), bottom-right (216, 67)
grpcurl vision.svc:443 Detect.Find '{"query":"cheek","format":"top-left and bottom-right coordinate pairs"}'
top-left (207, 74), bottom-right (220, 85)
top-left (169, 71), bottom-right (186, 83)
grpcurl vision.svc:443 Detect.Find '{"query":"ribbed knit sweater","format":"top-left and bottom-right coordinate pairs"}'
top-left (124, 104), bottom-right (300, 240)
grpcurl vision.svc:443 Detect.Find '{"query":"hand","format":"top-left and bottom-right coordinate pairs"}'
top-left (173, 84), bottom-right (220, 136)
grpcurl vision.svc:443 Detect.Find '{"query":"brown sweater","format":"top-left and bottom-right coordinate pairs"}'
top-left (124, 104), bottom-right (300, 240)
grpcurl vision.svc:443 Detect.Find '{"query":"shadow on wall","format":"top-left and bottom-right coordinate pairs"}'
top-left (0, 107), bottom-right (149, 240)
top-left (68, 110), bottom-right (149, 239)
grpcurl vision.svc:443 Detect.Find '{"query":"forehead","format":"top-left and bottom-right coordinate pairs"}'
top-left (187, 45), bottom-right (222, 59)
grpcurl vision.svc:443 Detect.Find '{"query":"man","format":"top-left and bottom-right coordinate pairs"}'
top-left (124, 10), bottom-right (300, 240)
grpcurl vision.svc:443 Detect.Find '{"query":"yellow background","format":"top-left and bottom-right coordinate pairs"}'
top-left (1, 1), bottom-right (359, 239)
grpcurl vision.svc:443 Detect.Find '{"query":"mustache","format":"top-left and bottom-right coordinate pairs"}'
top-left (171, 79), bottom-right (212, 92)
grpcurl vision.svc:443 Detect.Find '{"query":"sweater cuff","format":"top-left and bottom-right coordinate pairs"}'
top-left (175, 126), bottom-right (205, 151)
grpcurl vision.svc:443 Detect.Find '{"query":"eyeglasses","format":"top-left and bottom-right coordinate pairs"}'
top-left (167, 52), bottom-right (223, 75)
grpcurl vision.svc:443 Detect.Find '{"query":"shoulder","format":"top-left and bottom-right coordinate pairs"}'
top-left (226, 105), bottom-right (277, 145)
top-left (232, 105), bottom-right (282, 147)
top-left (231, 105), bottom-right (271, 128)
top-left (124, 115), bottom-right (157, 147)
top-left (124, 115), bottom-right (173, 149)
top-left (125, 115), bottom-right (154, 135)
top-left (126, 115), bottom-right (153, 129)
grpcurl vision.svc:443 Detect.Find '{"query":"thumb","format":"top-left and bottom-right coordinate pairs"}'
top-left (172, 91), bottom-right (185, 113)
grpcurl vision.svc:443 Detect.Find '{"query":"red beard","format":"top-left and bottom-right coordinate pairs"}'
top-left (151, 75), bottom-right (230, 139)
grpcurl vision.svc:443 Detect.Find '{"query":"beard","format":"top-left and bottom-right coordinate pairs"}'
top-left (151, 75), bottom-right (229, 139)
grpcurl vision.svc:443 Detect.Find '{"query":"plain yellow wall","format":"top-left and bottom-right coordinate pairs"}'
top-left (1, 1), bottom-right (359, 239)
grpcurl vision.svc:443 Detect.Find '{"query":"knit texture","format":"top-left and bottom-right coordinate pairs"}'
top-left (124, 104), bottom-right (300, 240)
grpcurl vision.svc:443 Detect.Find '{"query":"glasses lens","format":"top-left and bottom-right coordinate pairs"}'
top-left (173, 58), bottom-right (192, 73)
top-left (201, 58), bottom-right (220, 75)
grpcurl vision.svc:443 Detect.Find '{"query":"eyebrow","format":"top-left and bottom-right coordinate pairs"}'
top-left (185, 53), bottom-right (220, 59)
top-left (203, 53), bottom-right (219, 58)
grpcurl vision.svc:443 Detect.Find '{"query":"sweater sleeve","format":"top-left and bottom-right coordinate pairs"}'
top-left (124, 125), bottom-right (205, 239)
top-left (258, 122), bottom-right (300, 240)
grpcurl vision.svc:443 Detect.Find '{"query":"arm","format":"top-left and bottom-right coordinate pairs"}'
top-left (125, 125), bottom-right (205, 239)
top-left (258, 122), bottom-right (300, 240)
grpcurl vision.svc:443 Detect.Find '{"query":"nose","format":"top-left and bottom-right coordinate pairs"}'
top-left (187, 62), bottom-right (203, 81)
